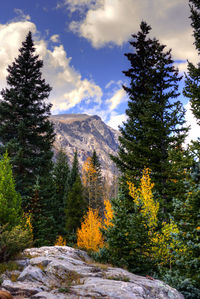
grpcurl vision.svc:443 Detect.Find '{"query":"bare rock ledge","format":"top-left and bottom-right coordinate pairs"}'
top-left (1, 246), bottom-right (184, 299)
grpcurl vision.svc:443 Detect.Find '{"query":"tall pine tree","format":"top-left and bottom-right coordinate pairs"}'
top-left (111, 22), bottom-right (188, 212)
top-left (70, 150), bottom-right (79, 187)
top-left (184, 0), bottom-right (200, 158)
top-left (91, 150), bottom-right (104, 215)
top-left (53, 150), bottom-right (70, 237)
top-left (0, 31), bottom-right (55, 211)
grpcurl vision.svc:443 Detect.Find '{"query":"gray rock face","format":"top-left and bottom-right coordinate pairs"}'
top-left (1, 246), bottom-right (184, 299)
top-left (50, 114), bottom-right (120, 178)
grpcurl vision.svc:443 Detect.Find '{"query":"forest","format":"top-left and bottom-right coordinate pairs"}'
top-left (0, 1), bottom-right (199, 298)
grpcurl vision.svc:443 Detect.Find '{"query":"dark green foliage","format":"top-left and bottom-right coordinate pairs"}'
top-left (184, 0), bottom-right (200, 170)
top-left (99, 192), bottom-right (155, 275)
top-left (111, 22), bottom-right (188, 212)
top-left (172, 164), bottom-right (200, 286)
top-left (31, 175), bottom-right (57, 246)
top-left (65, 176), bottom-right (87, 238)
top-left (0, 224), bottom-right (33, 262)
top-left (184, 0), bottom-right (200, 123)
top-left (0, 152), bottom-right (21, 229)
top-left (70, 151), bottom-right (79, 188)
top-left (91, 150), bottom-right (104, 215)
top-left (0, 31), bottom-right (55, 210)
top-left (53, 150), bottom-right (70, 236)
top-left (158, 269), bottom-right (200, 299)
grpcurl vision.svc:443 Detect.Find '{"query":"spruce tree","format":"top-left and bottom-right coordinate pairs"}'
top-left (65, 175), bottom-right (87, 236)
top-left (53, 150), bottom-right (70, 237)
top-left (111, 22), bottom-right (188, 211)
top-left (0, 31), bottom-right (55, 211)
top-left (31, 176), bottom-right (57, 246)
top-left (91, 150), bottom-right (104, 215)
top-left (184, 0), bottom-right (200, 123)
top-left (70, 150), bottom-right (79, 187)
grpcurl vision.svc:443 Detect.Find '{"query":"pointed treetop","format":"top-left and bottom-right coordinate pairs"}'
top-left (70, 150), bottom-right (79, 187)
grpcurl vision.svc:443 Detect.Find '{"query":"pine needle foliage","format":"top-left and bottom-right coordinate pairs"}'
top-left (53, 150), bottom-right (70, 236)
top-left (0, 31), bottom-right (55, 209)
top-left (0, 152), bottom-right (21, 229)
top-left (111, 21), bottom-right (188, 213)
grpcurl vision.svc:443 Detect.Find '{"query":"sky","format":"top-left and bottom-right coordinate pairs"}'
top-left (0, 0), bottom-right (199, 143)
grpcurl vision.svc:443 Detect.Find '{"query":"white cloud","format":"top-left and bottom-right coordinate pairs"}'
top-left (50, 34), bottom-right (60, 43)
top-left (106, 88), bottom-right (126, 111)
top-left (185, 101), bottom-right (200, 145)
top-left (0, 19), bottom-right (103, 114)
top-left (13, 9), bottom-right (31, 21)
top-left (65, 0), bottom-right (197, 71)
top-left (59, 0), bottom-right (101, 12)
top-left (107, 112), bottom-right (127, 130)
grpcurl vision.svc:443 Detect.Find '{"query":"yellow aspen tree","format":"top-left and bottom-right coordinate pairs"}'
top-left (127, 168), bottom-right (159, 230)
top-left (82, 157), bottom-right (97, 207)
top-left (128, 168), bottom-right (185, 269)
top-left (103, 199), bottom-right (114, 229)
top-left (77, 208), bottom-right (104, 252)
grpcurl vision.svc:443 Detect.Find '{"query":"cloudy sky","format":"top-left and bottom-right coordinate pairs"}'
top-left (0, 0), bottom-right (199, 142)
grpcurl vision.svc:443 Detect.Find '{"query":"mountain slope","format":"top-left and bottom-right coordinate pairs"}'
top-left (50, 114), bottom-right (120, 177)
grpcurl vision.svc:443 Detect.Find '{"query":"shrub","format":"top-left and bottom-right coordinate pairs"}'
top-left (54, 235), bottom-right (66, 246)
top-left (0, 224), bottom-right (33, 262)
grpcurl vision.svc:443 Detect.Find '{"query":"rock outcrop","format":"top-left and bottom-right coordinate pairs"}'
top-left (50, 114), bottom-right (120, 178)
top-left (1, 246), bottom-right (184, 299)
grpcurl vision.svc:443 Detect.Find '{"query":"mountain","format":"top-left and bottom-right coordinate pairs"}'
top-left (50, 114), bottom-right (120, 177)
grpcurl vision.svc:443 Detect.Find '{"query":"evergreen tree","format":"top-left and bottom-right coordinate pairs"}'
top-left (0, 152), bottom-right (21, 229)
top-left (91, 150), bottom-right (104, 214)
top-left (111, 22), bottom-right (188, 211)
top-left (100, 192), bottom-right (155, 274)
top-left (184, 0), bottom-right (200, 124)
top-left (31, 175), bottom-right (57, 246)
top-left (70, 150), bottom-right (79, 187)
top-left (65, 175), bottom-right (87, 236)
top-left (53, 150), bottom-right (70, 236)
top-left (0, 31), bottom-right (55, 211)
top-left (172, 166), bottom-right (200, 298)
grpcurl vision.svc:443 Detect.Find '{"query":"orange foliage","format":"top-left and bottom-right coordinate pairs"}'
top-left (103, 199), bottom-right (114, 229)
top-left (54, 235), bottom-right (66, 246)
top-left (77, 208), bottom-right (104, 252)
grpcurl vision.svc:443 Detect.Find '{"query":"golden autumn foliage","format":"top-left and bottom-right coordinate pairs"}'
top-left (127, 168), bottom-right (159, 229)
top-left (103, 199), bottom-right (114, 229)
top-left (82, 157), bottom-right (97, 187)
top-left (82, 157), bottom-right (98, 207)
top-left (152, 220), bottom-right (186, 267)
top-left (77, 208), bottom-right (104, 252)
top-left (54, 235), bottom-right (66, 246)
top-left (127, 168), bottom-right (185, 269)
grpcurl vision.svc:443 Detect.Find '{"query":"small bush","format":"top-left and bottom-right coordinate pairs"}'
top-left (54, 235), bottom-right (66, 246)
top-left (0, 261), bottom-right (20, 275)
top-left (0, 224), bottom-right (33, 262)
top-left (159, 269), bottom-right (200, 299)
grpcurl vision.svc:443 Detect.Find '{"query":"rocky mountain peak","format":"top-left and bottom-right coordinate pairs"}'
top-left (50, 113), bottom-right (120, 177)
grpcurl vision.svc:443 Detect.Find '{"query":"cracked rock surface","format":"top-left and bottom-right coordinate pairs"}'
top-left (1, 246), bottom-right (184, 299)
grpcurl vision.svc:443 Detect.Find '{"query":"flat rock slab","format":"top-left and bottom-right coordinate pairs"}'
top-left (0, 246), bottom-right (184, 299)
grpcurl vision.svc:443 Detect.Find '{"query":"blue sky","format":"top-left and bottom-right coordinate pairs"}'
top-left (0, 0), bottom-right (199, 142)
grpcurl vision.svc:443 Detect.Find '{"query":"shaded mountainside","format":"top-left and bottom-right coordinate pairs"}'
top-left (50, 114), bottom-right (120, 177)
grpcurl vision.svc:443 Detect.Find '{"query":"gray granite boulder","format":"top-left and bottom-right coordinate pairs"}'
top-left (0, 246), bottom-right (184, 299)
